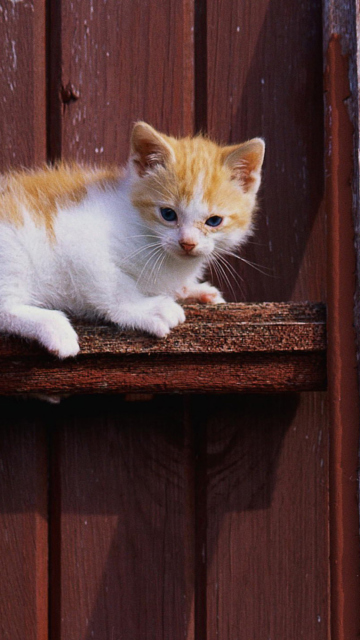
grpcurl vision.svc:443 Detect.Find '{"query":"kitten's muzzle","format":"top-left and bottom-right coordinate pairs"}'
top-left (179, 241), bottom-right (196, 253)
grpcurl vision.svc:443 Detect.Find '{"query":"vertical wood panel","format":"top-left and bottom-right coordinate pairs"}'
top-left (48, 5), bottom-right (196, 639)
top-left (200, 394), bottom-right (329, 640)
top-left (0, 4), bottom-right (48, 637)
top-left (203, 1), bottom-right (329, 638)
top-left (49, 0), bottom-right (194, 164)
top-left (324, 7), bottom-right (360, 637)
top-left (51, 396), bottom-right (194, 640)
top-left (0, 2), bottom-right (334, 639)
top-left (0, 0), bottom-right (46, 169)
top-left (0, 400), bottom-right (48, 640)
top-left (206, 0), bottom-right (325, 303)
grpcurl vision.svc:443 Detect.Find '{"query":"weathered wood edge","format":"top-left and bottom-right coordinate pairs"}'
top-left (0, 303), bottom-right (326, 395)
top-left (323, 3), bottom-right (360, 639)
top-left (0, 302), bottom-right (326, 357)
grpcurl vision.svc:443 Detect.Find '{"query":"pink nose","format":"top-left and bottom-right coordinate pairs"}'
top-left (179, 241), bottom-right (196, 253)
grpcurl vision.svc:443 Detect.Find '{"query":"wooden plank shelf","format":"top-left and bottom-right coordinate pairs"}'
top-left (0, 302), bottom-right (326, 395)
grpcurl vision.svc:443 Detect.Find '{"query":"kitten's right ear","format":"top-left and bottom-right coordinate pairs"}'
top-left (130, 122), bottom-right (175, 177)
top-left (222, 138), bottom-right (265, 194)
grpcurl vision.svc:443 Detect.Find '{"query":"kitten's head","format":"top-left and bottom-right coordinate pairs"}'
top-left (129, 122), bottom-right (265, 261)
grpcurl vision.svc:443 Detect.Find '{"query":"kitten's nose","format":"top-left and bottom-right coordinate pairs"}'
top-left (179, 241), bottom-right (196, 253)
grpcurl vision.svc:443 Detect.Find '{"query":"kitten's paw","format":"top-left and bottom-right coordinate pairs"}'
top-left (179, 282), bottom-right (225, 304)
top-left (38, 313), bottom-right (80, 358)
top-left (141, 296), bottom-right (186, 337)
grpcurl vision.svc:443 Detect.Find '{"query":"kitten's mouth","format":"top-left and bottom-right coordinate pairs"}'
top-left (167, 246), bottom-right (199, 259)
top-left (179, 249), bottom-right (199, 259)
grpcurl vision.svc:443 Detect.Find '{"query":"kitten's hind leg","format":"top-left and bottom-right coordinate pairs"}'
top-left (0, 305), bottom-right (80, 358)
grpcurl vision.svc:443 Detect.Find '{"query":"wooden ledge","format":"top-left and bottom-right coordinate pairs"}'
top-left (0, 302), bottom-right (326, 395)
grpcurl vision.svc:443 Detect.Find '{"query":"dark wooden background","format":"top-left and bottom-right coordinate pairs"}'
top-left (0, 1), bottom-right (332, 639)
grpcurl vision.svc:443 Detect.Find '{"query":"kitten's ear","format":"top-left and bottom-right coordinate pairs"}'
top-left (130, 122), bottom-right (175, 177)
top-left (222, 138), bottom-right (265, 194)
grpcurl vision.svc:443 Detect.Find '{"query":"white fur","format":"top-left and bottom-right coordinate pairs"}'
top-left (0, 164), bottom-right (250, 357)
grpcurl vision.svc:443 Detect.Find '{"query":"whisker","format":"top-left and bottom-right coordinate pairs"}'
top-left (147, 248), bottom-right (166, 285)
top-left (213, 251), bottom-right (244, 280)
top-left (213, 256), bottom-right (237, 300)
top-left (206, 257), bottom-right (216, 287)
top-left (207, 257), bottom-right (222, 290)
top-left (208, 256), bottom-right (229, 296)
top-left (124, 233), bottom-right (160, 240)
top-left (246, 239), bottom-right (268, 247)
top-left (218, 249), bottom-right (275, 276)
top-left (219, 256), bottom-right (246, 298)
top-left (236, 256), bottom-right (276, 277)
top-left (119, 242), bottom-right (163, 264)
top-left (136, 247), bottom-right (163, 286)
top-left (153, 250), bottom-right (168, 284)
top-left (209, 251), bottom-right (246, 299)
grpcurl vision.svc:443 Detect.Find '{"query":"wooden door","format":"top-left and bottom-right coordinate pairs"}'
top-left (0, 1), bottom-right (359, 639)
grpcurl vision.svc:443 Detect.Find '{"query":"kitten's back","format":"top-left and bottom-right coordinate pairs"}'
top-left (0, 163), bottom-right (122, 237)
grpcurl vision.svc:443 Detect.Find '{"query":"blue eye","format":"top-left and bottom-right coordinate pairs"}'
top-left (160, 207), bottom-right (177, 222)
top-left (205, 215), bottom-right (223, 227)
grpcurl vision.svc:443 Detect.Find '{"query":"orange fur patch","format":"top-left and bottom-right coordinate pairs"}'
top-left (0, 163), bottom-right (121, 238)
top-left (131, 134), bottom-right (256, 234)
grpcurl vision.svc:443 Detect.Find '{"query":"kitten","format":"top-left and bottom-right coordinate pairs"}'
top-left (0, 122), bottom-right (265, 358)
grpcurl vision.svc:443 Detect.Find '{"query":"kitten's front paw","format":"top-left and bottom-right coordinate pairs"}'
top-left (39, 313), bottom-right (80, 358)
top-left (179, 282), bottom-right (225, 304)
top-left (141, 296), bottom-right (186, 338)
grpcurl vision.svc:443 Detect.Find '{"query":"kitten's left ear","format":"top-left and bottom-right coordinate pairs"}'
top-left (222, 138), bottom-right (265, 194)
top-left (130, 122), bottom-right (175, 177)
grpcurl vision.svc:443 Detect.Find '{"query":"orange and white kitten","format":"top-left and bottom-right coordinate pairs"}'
top-left (0, 122), bottom-right (264, 358)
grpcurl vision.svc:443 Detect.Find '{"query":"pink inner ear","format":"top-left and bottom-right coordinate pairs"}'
top-left (133, 140), bottom-right (168, 176)
top-left (224, 141), bottom-right (264, 193)
top-left (232, 156), bottom-right (257, 191)
top-left (131, 124), bottom-right (173, 177)
top-left (133, 146), bottom-right (167, 177)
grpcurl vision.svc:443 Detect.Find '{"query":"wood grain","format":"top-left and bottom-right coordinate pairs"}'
top-left (0, 401), bottom-right (48, 640)
top-left (46, 5), bottom-right (197, 640)
top-left (0, 0), bottom-right (46, 170)
top-left (200, 393), bottom-right (329, 639)
top-left (48, 0), bottom-right (194, 164)
top-left (0, 352), bottom-right (326, 396)
top-left (0, 302), bottom-right (325, 357)
top-left (205, 0), bottom-right (326, 303)
top-left (0, 303), bottom-right (326, 395)
top-left (0, 4), bottom-right (48, 640)
top-left (49, 395), bottom-right (194, 640)
top-left (324, 7), bottom-right (360, 638)
top-left (202, 1), bottom-right (329, 638)
top-left (0, 1), bottom-right (336, 639)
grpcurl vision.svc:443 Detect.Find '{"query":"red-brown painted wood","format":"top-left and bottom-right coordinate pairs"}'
top-left (0, 0), bottom-right (46, 170)
top-left (48, 0), bottom-right (194, 164)
top-left (324, 28), bottom-right (360, 640)
top-left (202, 1), bottom-right (329, 638)
top-left (206, 0), bottom-right (326, 303)
top-left (201, 393), bottom-right (329, 639)
top-left (0, 303), bottom-right (327, 357)
top-left (0, 352), bottom-right (326, 395)
top-left (0, 4), bottom-right (48, 639)
top-left (0, 401), bottom-right (48, 640)
top-left (47, 4), bottom-right (196, 640)
top-left (0, 303), bottom-right (326, 395)
top-left (1, 0), bottom-right (354, 638)
top-left (50, 395), bottom-right (194, 640)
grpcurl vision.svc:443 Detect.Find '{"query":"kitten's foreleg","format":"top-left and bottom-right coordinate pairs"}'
top-left (0, 305), bottom-right (80, 358)
top-left (104, 294), bottom-right (186, 338)
top-left (177, 281), bottom-right (225, 304)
